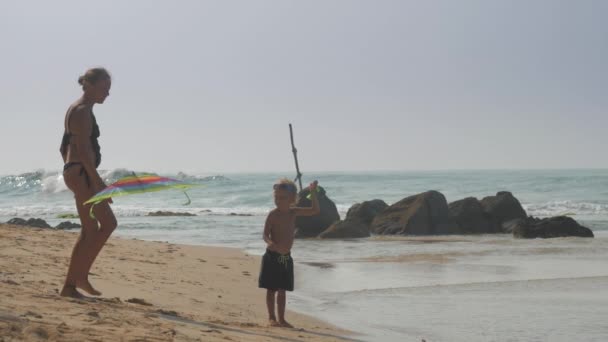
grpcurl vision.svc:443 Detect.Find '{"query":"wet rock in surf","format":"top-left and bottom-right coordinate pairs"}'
top-left (448, 197), bottom-right (501, 234)
top-left (371, 191), bottom-right (458, 235)
top-left (480, 191), bottom-right (527, 227)
top-left (346, 199), bottom-right (388, 225)
top-left (319, 219), bottom-right (371, 238)
top-left (295, 186), bottom-right (340, 238)
top-left (319, 200), bottom-right (387, 239)
top-left (7, 218), bottom-right (52, 229)
top-left (512, 216), bottom-right (594, 238)
top-left (55, 221), bottom-right (81, 230)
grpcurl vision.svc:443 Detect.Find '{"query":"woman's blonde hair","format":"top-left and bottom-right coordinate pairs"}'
top-left (78, 68), bottom-right (111, 89)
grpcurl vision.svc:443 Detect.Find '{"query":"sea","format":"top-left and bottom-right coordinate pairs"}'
top-left (1, 169), bottom-right (607, 342)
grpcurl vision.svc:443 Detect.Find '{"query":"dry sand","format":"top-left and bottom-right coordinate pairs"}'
top-left (0, 224), bottom-right (355, 342)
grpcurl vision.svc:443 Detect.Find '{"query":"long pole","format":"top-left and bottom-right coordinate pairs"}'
top-left (289, 123), bottom-right (303, 191)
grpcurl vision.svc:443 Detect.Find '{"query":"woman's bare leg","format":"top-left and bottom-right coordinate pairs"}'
top-left (80, 200), bottom-right (117, 281)
top-left (61, 196), bottom-right (100, 297)
top-left (61, 169), bottom-right (116, 297)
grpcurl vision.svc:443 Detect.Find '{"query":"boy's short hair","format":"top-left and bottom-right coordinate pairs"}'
top-left (274, 178), bottom-right (297, 194)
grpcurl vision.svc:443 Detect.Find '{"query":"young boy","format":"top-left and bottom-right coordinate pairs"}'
top-left (259, 178), bottom-right (320, 328)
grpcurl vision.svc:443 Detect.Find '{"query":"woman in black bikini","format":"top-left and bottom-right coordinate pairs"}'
top-left (59, 68), bottom-right (117, 298)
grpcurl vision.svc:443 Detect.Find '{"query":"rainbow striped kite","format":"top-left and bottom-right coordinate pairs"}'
top-left (84, 173), bottom-right (197, 219)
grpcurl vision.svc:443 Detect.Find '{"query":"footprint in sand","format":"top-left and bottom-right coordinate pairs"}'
top-left (25, 326), bottom-right (51, 340)
top-left (201, 329), bottom-right (222, 334)
top-left (22, 311), bottom-right (43, 319)
top-left (87, 311), bottom-right (100, 318)
top-left (2, 279), bottom-right (20, 286)
top-left (98, 297), bottom-right (122, 304)
top-left (56, 322), bottom-right (68, 333)
top-left (156, 309), bottom-right (179, 317)
top-left (239, 322), bottom-right (259, 328)
top-left (126, 298), bottom-right (153, 306)
top-left (163, 328), bottom-right (177, 337)
top-left (242, 271), bottom-right (251, 277)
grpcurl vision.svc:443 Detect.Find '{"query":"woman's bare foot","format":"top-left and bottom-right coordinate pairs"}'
top-left (75, 279), bottom-right (102, 296)
top-left (279, 320), bottom-right (294, 328)
top-left (60, 285), bottom-right (85, 299)
top-left (268, 319), bottom-right (281, 327)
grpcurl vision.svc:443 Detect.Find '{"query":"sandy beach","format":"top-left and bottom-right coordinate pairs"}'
top-left (0, 224), bottom-right (352, 342)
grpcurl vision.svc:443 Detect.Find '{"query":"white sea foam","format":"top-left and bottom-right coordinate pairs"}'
top-left (41, 172), bottom-right (68, 193)
top-left (524, 200), bottom-right (608, 217)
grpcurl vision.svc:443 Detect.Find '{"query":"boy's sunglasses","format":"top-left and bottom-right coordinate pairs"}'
top-left (273, 183), bottom-right (297, 193)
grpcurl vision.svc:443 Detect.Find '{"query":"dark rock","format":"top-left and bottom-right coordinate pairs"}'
top-left (345, 199), bottom-right (388, 225)
top-left (318, 199), bottom-right (388, 239)
top-left (501, 218), bottom-right (522, 234)
top-left (7, 218), bottom-right (52, 229)
top-left (7, 218), bottom-right (28, 226)
top-left (295, 186), bottom-right (340, 238)
top-left (480, 191), bottom-right (527, 226)
top-left (56, 213), bottom-right (79, 219)
top-left (371, 191), bottom-right (458, 235)
top-left (319, 219), bottom-right (371, 239)
top-left (512, 216), bottom-right (594, 239)
top-left (55, 221), bottom-right (81, 230)
top-left (448, 197), bottom-right (500, 234)
top-left (229, 213), bottom-right (253, 217)
top-left (147, 211), bottom-right (196, 217)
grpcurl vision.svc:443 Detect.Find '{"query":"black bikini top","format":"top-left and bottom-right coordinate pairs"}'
top-left (60, 112), bottom-right (102, 168)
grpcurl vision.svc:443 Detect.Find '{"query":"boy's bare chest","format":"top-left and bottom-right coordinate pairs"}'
top-left (271, 215), bottom-right (296, 235)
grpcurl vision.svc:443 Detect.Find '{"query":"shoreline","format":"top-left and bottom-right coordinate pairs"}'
top-left (0, 224), bottom-right (356, 341)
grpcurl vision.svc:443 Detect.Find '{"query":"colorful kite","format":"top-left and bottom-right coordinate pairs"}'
top-left (84, 173), bottom-right (197, 219)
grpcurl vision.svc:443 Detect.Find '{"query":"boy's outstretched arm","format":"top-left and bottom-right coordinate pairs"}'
top-left (294, 181), bottom-right (320, 217)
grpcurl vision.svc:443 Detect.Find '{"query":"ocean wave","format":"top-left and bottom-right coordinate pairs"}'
top-left (0, 205), bottom-right (268, 219)
top-left (0, 205), bottom-right (76, 218)
top-left (97, 169), bottom-right (230, 183)
top-left (0, 170), bottom-right (63, 194)
top-left (0, 169), bottom-right (230, 195)
top-left (524, 201), bottom-right (608, 217)
top-left (175, 172), bottom-right (230, 183)
top-left (41, 172), bottom-right (69, 193)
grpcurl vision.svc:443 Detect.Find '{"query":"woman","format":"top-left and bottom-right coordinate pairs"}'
top-left (59, 67), bottom-right (117, 298)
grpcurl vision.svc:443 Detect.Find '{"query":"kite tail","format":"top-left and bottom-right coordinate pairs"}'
top-left (89, 202), bottom-right (98, 220)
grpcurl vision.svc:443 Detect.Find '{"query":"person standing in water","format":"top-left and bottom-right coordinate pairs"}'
top-left (59, 67), bottom-right (117, 298)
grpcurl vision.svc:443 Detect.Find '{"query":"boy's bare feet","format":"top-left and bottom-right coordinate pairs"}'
top-left (60, 285), bottom-right (85, 299)
top-left (279, 320), bottom-right (294, 328)
top-left (268, 319), bottom-right (281, 327)
top-left (75, 279), bottom-right (102, 296)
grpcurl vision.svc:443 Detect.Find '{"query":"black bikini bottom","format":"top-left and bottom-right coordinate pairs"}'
top-left (63, 162), bottom-right (91, 188)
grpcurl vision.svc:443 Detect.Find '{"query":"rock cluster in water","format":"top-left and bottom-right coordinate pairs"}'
top-left (294, 188), bottom-right (594, 239)
top-left (6, 218), bottom-right (81, 230)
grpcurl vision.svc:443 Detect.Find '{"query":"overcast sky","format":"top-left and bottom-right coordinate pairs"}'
top-left (1, 0), bottom-right (606, 175)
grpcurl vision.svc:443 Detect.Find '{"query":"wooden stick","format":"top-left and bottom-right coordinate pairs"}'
top-left (289, 123), bottom-right (303, 191)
